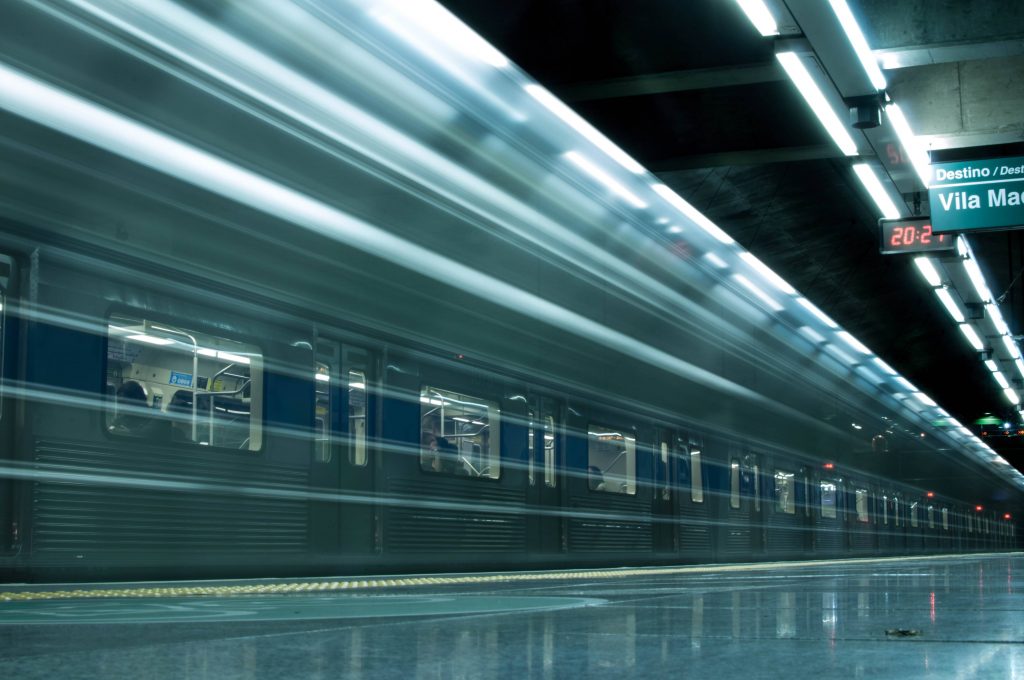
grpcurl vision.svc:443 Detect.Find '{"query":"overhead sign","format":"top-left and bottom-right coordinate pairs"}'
top-left (929, 156), bottom-right (1024, 233)
top-left (879, 217), bottom-right (955, 255)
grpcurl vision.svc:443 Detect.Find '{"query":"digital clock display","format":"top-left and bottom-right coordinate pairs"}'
top-left (879, 217), bottom-right (956, 255)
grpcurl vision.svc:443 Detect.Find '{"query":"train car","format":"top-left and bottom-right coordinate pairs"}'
top-left (0, 0), bottom-right (1019, 582)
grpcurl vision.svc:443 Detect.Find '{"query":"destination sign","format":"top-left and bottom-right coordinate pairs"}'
top-left (929, 156), bottom-right (1024, 233)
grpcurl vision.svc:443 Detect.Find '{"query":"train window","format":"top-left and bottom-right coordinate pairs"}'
top-left (106, 315), bottom-right (263, 450)
top-left (910, 502), bottom-right (919, 528)
top-left (420, 387), bottom-right (500, 478)
top-left (942, 508), bottom-right (949, 530)
top-left (927, 505), bottom-right (935, 529)
top-left (775, 471), bottom-right (795, 514)
top-left (894, 498), bottom-right (900, 527)
top-left (542, 413), bottom-right (556, 488)
top-left (527, 409), bottom-right (536, 486)
top-left (729, 461), bottom-right (740, 509)
top-left (855, 489), bottom-right (869, 523)
top-left (881, 495), bottom-right (888, 525)
top-left (587, 425), bottom-right (636, 495)
top-left (314, 361), bottom-right (331, 462)
top-left (820, 482), bottom-right (837, 519)
top-left (690, 447), bottom-right (704, 503)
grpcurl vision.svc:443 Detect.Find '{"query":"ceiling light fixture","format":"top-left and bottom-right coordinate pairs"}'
top-left (797, 297), bottom-right (839, 328)
top-left (934, 288), bottom-right (965, 323)
top-left (885, 104), bottom-right (931, 187)
top-left (735, 0), bottom-right (779, 36)
top-left (564, 151), bottom-right (646, 208)
top-left (853, 164), bottom-right (901, 219)
top-left (652, 184), bottom-right (734, 244)
top-left (733, 274), bottom-right (784, 311)
top-left (913, 257), bottom-right (941, 287)
top-left (959, 324), bottom-right (984, 351)
top-left (827, 0), bottom-right (886, 90)
top-left (775, 52), bottom-right (858, 156)
top-left (527, 85), bottom-right (645, 174)
top-left (740, 252), bottom-right (796, 295)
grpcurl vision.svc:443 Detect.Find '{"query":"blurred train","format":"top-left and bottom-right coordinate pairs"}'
top-left (0, 0), bottom-right (1017, 581)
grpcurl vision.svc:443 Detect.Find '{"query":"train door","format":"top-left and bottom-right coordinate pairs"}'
top-left (652, 429), bottom-right (676, 553)
top-left (526, 396), bottom-right (562, 554)
top-left (310, 340), bottom-right (376, 556)
top-left (0, 254), bottom-right (16, 557)
top-left (676, 435), bottom-right (713, 562)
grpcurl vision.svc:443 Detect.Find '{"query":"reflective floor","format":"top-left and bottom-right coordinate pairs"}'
top-left (2, 554), bottom-right (1022, 679)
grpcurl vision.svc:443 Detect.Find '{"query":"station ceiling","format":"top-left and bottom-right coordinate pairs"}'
top-left (439, 0), bottom-right (1024, 472)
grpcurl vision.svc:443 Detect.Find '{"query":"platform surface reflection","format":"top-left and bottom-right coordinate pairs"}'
top-left (1, 554), bottom-right (1022, 679)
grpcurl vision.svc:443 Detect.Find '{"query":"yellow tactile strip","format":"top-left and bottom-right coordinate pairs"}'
top-left (0, 552), bottom-right (1013, 602)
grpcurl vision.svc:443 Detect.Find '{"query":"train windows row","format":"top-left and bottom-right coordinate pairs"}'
top-left (105, 314), bottom-right (262, 450)
top-left (99, 314), bottom-right (1009, 537)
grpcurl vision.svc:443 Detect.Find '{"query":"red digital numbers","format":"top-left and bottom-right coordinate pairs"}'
top-left (890, 224), bottom-right (939, 247)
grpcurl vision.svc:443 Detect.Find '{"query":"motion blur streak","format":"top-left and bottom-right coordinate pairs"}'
top-left (39, 0), bottom-right (743, 359)
top-left (0, 61), bottom-right (778, 408)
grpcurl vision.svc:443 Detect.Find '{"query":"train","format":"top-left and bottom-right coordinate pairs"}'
top-left (0, 0), bottom-right (1018, 582)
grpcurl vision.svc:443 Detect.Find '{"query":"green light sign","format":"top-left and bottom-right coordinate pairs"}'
top-left (929, 155), bottom-right (1024, 233)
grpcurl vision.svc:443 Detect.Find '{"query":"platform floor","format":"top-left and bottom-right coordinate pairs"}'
top-left (1, 553), bottom-right (1022, 679)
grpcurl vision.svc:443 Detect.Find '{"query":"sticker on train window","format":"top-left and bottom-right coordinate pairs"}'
top-left (587, 425), bottom-right (636, 495)
top-left (106, 315), bottom-right (263, 450)
top-left (420, 386), bottom-right (500, 479)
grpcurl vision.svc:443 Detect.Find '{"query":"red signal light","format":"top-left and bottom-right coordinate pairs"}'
top-left (926, 491), bottom-right (935, 498)
top-left (1005, 513), bottom-right (1012, 520)
top-left (823, 462), bottom-right (835, 470)
top-left (976, 505), bottom-right (984, 512)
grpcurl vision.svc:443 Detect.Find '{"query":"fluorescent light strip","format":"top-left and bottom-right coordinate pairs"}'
top-left (652, 184), bottom-right (734, 244)
top-left (934, 288), bottom-right (965, 323)
top-left (993, 370), bottom-right (1010, 389)
top-left (127, 334), bottom-right (174, 346)
top-left (775, 52), bottom-right (858, 156)
top-left (885, 104), bottom-right (930, 187)
top-left (735, 0), bottom-right (779, 36)
top-left (913, 257), bottom-right (941, 287)
top-left (1005, 388), bottom-right (1020, 405)
top-left (703, 252), bottom-right (728, 269)
top-left (564, 151), bottom-right (646, 208)
top-left (853, 164), bottom-right (901, 219)
top-left (733, 274), bottom-right (784, 311)
top-left (987, 304), bottom-right (1010, 336)
top-left (797, 297), bottom-right (838, 328)
top-left (527, 85), bottom-right (644, 174)
top-left (375, 1), bottom-right (509, 69)
top-left (837, 330), bottom-right (870, 354)
top-left (985, 359), bottom-right (999, 372)
top-left (896, 376), bottom-right (917, 392)
top-left (962, 257), bottom-right (993, 302)
top-left (873, 357), bottom-right (897, 375)
top-left (827, 0), bottom-right (886, 90)
top-left (825, 343), bottom-right (856, 366)
top-left (915, 392), bottom-right (937, 407)
top-left (800, 326), bottom-right (826, 344)
top-left (1002, 334), bottom-right (1020, 359)
top-left (1016, 358), bottom-right (1024, 379)
top-left (739, 252), bottom-right (796, 294)
top-left (960, 324), bottom-right (984, 351)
